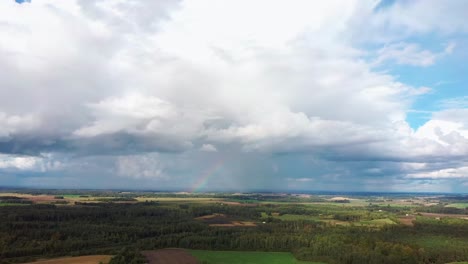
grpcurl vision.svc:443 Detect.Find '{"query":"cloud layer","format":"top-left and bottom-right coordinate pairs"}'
top-left (1, 0), bottom-right (467, 192)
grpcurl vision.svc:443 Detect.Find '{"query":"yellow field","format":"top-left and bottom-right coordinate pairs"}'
top-left (135, 197), bottom-right (218, 202)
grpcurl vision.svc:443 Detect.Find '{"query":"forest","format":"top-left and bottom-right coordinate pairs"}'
top-left (0, 191), bottom-right (467, 264)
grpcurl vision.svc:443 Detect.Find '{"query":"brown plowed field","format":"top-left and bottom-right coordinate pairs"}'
top-left (221, 201), bottom-right (258, 207)
top-left (210, 221), bottom-right (257, 227)
top-left (23, 255), bottom-right (112, 264)
top-left (398, 216), bottom-right (415, 226)
top-left (195, 214), bottom-right (257, 227)
top-left (142, 249), bottom-right (198, 264)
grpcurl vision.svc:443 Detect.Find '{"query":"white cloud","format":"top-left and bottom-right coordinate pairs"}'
top-left (73, 94), bottom-right (182, 137)
top-left (0, 154), bottom-right (61, 172)
top-left (0, 155), bottom-right (38, 170)
top-left (377, 1), bottom-right (468, 35)
top-left (0, 0), bottom-right (432, 156)
top-left (348, 1), bottom-right (468, 42)
top-left (374, 42), bottom-right (454, 67)
top-left (0, 112), bottom-right (38, 139)
top-left (438, 96), bottom-right (468, 109)
top-left (407, 166), bottom-right (468, 179)
top-left (409, 87), bottom-right (432, 96)
top-left (200, 144), bottom-right (217, 152)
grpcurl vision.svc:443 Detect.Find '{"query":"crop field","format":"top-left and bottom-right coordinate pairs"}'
top-left (196, 213), bottom-right (257, 227)
top-left (447, 203), bottom-right (468, 209)
top-left (189, 250), bottom-right (324, 264)
top-left (0, 192), bottom-right (102, 205)
top-left (135, 197), bottom-right (219, 203)
top-left (358, 218), bottom-right (396, 226)
top-left (0, 203), bottom-right (29, 206)
top-left (262, 213), bottom-right (320, 221)
top-left (143, 249), bottom-right (198, 264)
top-left (398, 216), bottom-right (416, 226)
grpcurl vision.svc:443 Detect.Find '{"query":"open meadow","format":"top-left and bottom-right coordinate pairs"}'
top-left (190, 250), bottom-right (323, 264)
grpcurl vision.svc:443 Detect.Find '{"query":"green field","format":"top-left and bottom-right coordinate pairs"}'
top-left (61, 194), bottom-right (83, 198)
top-left (264, 213), bottom-right (320, 221)
top-left (446, 203), bottom-right (468, 209)
top-left (358, 218), bottom-right (396, 226)
top-left (0, 203), bottom-right (29, 206)
top-left (190, 250), bottom-right (324, 264)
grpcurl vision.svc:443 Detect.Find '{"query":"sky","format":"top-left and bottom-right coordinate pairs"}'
top-left (1, 0), bottom-right (468, 193)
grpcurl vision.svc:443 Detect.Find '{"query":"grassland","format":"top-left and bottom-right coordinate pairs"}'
top-left (446, 203), bottom-right (468, 209)
top-left (358, 218), bottom-right (396, 226)
top-left (0, 203), bottom-right (29, 206)
top-left (262, 213), bottom-right (320, 221)
top-left (189, 250), bottom-right (324, 264)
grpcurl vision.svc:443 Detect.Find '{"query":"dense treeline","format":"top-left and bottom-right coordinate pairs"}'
top-left (108, 247), bottom-right (146, 264)
top-left (0, 202), bottom-right (467, 264)
top-left (415, 205), bottom-right (468, 214)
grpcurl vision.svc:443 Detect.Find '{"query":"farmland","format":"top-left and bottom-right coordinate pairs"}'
top-left (143, 249), bottom-right (198, 264)
top-left (0, 190), bottom-right (467, 264)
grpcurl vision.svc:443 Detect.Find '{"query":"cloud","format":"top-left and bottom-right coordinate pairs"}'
top-left (377, 1), bottom-right (468, 35)
top-left (200, 144), bottom-right (217, 152)
top-left (0, 112), bottom-right (39, 139)
top-left (438, 96), bottom-right (468, 109)
top-left (1, 0), bottom-right (418, 157)
top-left (0, 155), bottom-right (38, 170)
top-left (407, 166), bottom-right (468, 179)
top-left (0, 153), bottom-right (62, 172)
top-left (116, 153), bottom-right (167, 180)
top-left (374, 42), bottom-right (454, 67)
top-left (0, 0), bottom-right (467, 192)
top-left (348, 0), bottom-right (468, 42)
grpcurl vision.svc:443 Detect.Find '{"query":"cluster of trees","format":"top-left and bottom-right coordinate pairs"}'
top-left (0, 202), bottom-right (466, 264)
top-left (416, 205), bottom-right (468, 215)
top-left (108, 247), bottom-right (146, 264)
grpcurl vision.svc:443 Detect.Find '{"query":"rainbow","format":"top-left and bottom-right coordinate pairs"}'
top-left (190, 158), bottom-right (225, 193)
